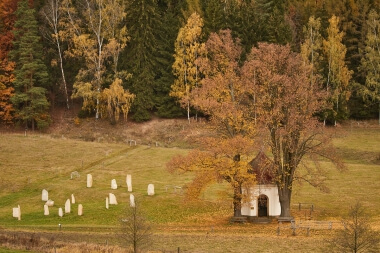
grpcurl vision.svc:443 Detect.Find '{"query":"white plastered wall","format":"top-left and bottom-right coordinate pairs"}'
top-left (241, 184), bottom-right (281, 217)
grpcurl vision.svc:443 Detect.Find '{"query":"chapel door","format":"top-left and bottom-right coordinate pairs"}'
top-left (258, 195), bottom-right (268, 217)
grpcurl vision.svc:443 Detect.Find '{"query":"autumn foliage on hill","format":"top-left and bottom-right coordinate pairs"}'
top-left (0, 0), bottom-right (17, 124)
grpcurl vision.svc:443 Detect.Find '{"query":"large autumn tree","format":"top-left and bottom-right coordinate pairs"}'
top-left (243, 43), bottom-right (343, 218)
top-left (168, 30), bottom-right (256, 217)
top-left (10, 0), bottom-right (50, 130)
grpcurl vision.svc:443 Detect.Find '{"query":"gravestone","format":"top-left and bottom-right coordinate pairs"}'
top-left (12, 205), bottom-right (21, 220)
top-left (126, 174), bottom-right (132, 192)
top-left (71, 194), bottom-right (75, 204)
top-left (58, 207), bottom-right (63, 217)
top-left (70, 171), bottom-right (80, 179)
top-left (109, 193), bottom-right (118, 205)
top-left (106, 197), bottom-right (109, 209)
top-left (42, 189), bottom-right (48, 201)
top-left (147, 184), bottom-right (155, 196)
top-left (44, 205), bottom-right (49, 215)
top-left (45, 199), bottom-right (54, 207)
top-left (87, 174), bottom-right (93, 188)
top-left (130, 194), bottom-right (135, 207)
top-left (111, 179), bottom-right (117, 190)
top-left (65, 199), bottom-right (71, 213)
top-left (78, 204), bottom-right (83, 216)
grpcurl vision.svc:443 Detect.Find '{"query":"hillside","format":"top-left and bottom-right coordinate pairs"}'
top-left (0, 113), bottom-right (380, 252)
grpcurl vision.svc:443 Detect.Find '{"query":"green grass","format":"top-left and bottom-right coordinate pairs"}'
top-left (0, 125), bottom-right (379, 252)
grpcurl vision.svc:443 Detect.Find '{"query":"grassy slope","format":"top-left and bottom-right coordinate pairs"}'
top-left (0, 123), bottom-right (379, 252)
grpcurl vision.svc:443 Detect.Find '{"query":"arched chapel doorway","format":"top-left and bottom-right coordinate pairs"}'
top-left (258, 194), bottom-right (268, 217)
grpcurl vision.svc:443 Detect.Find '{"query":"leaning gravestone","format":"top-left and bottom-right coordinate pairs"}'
top-left (111, 179), bottom-right (118, 190)
top-left (106, 197), bottom-right (109, 209)
top-left (147, 184), bottom-right (155, 196)
top-left (109, 193), bottom-right (118, 205)
top-left (87, 174), bottom-right (93, 188)
top-left (42, 189), bottom-right (48, 201)
top-left (71, 194), bottom-right (76, 204)
top-left (58, 208), bottom-right (63, 217)
top-left (78, 204), bottom-right (83, 216)
top-left (65, 199), bottom-right (71, 213)
top-left (130, 194), bottom-right (135, 207)
top-left (44, 205), bottom-right (49, 216)
top-left (126, 174), bottom-right (132, 192)
top-left (45, 199), bottom-right (54, 207)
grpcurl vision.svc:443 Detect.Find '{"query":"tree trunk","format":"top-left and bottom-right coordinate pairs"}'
top-left (233, 185), bottom-right (242, 217)
top-left (278, 186), bottom-right (292, 218)
top-left (187, 101), bottom-right (190, 124)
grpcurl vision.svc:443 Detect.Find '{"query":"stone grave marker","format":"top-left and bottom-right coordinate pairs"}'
top-left (78, 204), bottom-right (83, 216)
top-left (109, 193), bottom-right (118, 205)
top-left (87, 174), bottom-right (93, 188)
top-left (58, 208), bottom-right (63, 217)
top-left (42, 189), bottom-right (48, 201)
top-left (12, 205), bottom-right (21, 220)
top-left (106, 197), bottom-right (109, 209)
top-left (126, 174), bottom-right (132, 192)
top-left (44, 205), bottom-right (49, 215)
top-left (111, 179), bottom-right (118, 189)
top-left (147, 184), bottom-right (155, 196)
top-left (71, 194), bottom-right (76, 204)
top-left (65, 199), bottom-right (71, 213)
top-left (130, 194), bottom-right (135, 207)
top-left (45, 199), bottom-right (54, 207)
top-left (70, 171), bottom-right (80, 179)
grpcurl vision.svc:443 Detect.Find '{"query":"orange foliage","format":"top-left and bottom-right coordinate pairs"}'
top-left (0, 0), bottom-right (18, 124)
top-left (0, 0), bottom-right (18, 62)
top-left (167, 135), bottom-right (256, 200)
top-left (168, 30), bottom-right (257, 217)
top-left (242, 43), bottom-right (343, 217)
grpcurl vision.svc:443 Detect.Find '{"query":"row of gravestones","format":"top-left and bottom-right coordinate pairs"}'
top-left (86, 174), bottom-right (155, 195)
top-left (12, 174), bottom-right (155, 220)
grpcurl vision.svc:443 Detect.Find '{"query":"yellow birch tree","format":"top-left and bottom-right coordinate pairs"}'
top-left (62, 0), bottom-right (132, 120)
top-left (100, 78), bottom-right (135, 123)
top-left (171, 12), bottom-right (205, 123)
top-left (323, 15), bottom-right (353, 125)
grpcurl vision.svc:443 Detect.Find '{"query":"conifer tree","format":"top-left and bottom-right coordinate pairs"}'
top-left (120, 0), bottom-right (161, 122)
top-left (255, 0), bottom-right (292, 45)
top-left (10, 0), bottom-right (50, 130)
top-left (154, 0), bottom-right (185, 118)
top-left (203, 0), bottom-right (226, 36)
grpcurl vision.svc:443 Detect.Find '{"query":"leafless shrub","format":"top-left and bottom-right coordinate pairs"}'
top-left (119, 202), bottom-right (152, 253)
top-left (328, 202), bottom-right (380, 253)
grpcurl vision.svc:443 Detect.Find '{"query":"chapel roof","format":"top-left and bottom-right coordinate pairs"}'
top-left (248, 151), bottom-right (275, 184)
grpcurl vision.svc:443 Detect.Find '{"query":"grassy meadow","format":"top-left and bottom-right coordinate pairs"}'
top-left (0, 122), bottom-right (379, 252)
